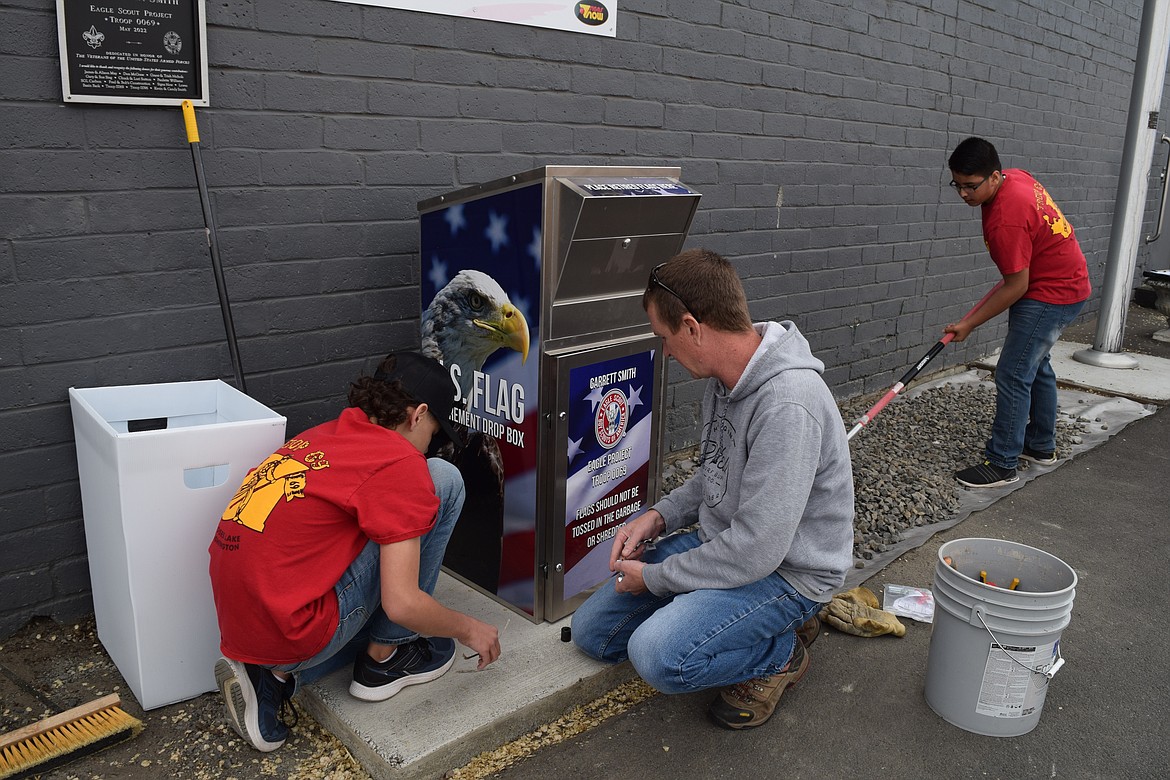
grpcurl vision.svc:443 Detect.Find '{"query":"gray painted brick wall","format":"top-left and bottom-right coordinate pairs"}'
top-left (1, 0), bottom-right (1167, 636)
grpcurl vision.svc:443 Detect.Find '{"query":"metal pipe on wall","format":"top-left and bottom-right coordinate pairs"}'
top-left (1074, 0), bottom-right (1170, 368)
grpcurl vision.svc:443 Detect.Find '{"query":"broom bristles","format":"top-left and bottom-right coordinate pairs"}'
top-left (0, 694), bottom-right (142, 779)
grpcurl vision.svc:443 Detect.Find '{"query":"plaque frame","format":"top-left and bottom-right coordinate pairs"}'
top-left (57, 0), bottom-right (209, 107)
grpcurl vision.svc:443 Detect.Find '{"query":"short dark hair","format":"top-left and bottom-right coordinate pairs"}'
top-left (642, 248), bottom-right (753, 333)
top-left (948, 137), bottom-right (1002, 176)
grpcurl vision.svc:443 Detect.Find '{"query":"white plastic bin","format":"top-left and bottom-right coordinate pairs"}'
top-left (69, 380), bottom-right (286, 710)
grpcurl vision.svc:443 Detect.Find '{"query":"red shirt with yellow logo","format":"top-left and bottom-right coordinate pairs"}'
top-left (981, 169), bottom-right (1091, 305)
top-left (209, 406), bottom-right (439, 665)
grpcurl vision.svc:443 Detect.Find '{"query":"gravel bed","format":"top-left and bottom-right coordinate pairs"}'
top-left (662, 379), bottom-right (1089, 563)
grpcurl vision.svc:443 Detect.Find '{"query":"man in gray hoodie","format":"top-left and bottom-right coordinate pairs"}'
top-left (572, 248), bottom-right (855, 730)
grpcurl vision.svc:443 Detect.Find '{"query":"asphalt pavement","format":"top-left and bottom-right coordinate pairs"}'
top-left (492, 401), bottom-right (1169, 780)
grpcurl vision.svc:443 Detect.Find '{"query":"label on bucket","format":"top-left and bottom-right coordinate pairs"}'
top-left (975, 641), bottom-right (1057, 718)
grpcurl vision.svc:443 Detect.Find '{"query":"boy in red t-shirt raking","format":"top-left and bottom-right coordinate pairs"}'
top-left (943, 137), bottom-right (1090, 488)
top-left (210, 352), bottom-right (500, 752)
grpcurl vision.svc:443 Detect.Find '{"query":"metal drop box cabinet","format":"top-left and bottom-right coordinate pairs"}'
top-left (418, 166), bottom-right (700, 622)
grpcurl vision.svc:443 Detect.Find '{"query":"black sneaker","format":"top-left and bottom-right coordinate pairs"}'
top-left (955, 460), bottom-right (1019, 488)
top-left (349, 636), bottom-right (456, 702)
top-left (215, 657), bottom-right (296, 752)
top-left (1019, 447), bottom-right (1057, 465)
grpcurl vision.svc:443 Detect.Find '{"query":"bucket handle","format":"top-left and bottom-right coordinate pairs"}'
top-left (971, 606), bottom-right (1066, 681)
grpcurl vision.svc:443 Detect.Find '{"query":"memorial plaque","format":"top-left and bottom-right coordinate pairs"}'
top-left (57, 0), bottom-right (208, 106)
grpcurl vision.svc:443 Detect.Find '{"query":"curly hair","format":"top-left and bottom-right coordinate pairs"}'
top-left (347, 355), bottom-right (419, 428)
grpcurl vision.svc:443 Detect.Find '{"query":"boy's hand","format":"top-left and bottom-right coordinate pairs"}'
top-left (944, 320), bottom-right (974, 342)
top-left (462, 618), bottom-right (500, 670)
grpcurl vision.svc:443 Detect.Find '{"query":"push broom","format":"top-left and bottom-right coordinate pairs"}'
top-left (846, 282), bottom-right (1003, 441)
top-left (0, 694), bottom-right (142, 778)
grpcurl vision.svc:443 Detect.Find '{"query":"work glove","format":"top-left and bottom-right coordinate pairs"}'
top-left (833, 586), bottom-right (880, 609)
top-left (818, 586), bottom-right (906, 638)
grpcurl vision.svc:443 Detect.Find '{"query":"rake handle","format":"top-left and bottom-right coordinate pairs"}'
top-left (846, 282), bottom-right (1003, 441)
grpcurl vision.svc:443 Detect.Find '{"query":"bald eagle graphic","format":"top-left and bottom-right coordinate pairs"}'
top-left (422, 269), bottom-right (530, 594)
top-left (422, 270), bottom-right (530, 397)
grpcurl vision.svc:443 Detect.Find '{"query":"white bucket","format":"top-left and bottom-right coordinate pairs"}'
top-left (924, 538), bottom-right (1076, 737)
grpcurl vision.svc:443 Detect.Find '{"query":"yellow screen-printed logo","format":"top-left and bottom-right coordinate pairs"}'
top-left (1034, 182), bottom-right (1072, 239)
top-left (221, 451), bottom-right (325, 533)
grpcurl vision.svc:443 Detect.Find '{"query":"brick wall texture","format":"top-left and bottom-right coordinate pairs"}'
top-left (2, 0), bottom-right (1169, 634)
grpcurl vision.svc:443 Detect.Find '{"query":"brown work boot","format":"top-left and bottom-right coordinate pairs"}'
top-left (795, 614), bottom-right (821, 647)
top-left (707, 639), bottom-right (810, 730)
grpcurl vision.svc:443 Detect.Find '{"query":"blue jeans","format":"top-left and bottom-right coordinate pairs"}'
top-left (271, 458), bottom-right (465, 689)
top-left (571, 531), bottom-right (819, 694)
top-left (986, 298), bottom-right (1084, 469)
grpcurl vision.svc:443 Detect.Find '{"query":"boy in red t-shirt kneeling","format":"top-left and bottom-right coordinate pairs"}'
top-left (209, 352), bottom-right (500, 752)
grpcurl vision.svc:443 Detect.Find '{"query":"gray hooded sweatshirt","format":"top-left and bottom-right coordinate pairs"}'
top-left (641, 320), bottom-right (855, 603)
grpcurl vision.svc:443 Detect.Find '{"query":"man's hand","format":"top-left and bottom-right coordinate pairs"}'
top-left (613, 559), bottom-right (647, 594)
top-left (609, 510), bottom-right (664, 570)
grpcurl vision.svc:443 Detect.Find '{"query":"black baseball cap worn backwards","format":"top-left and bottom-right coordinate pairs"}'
top-left (374, 351), bottom-right (460, 447)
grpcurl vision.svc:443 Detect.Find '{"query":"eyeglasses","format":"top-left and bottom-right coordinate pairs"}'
top-left (949, 174), bottom-right (990, 194)
top-left (649, 262), bottom-right (702, 323)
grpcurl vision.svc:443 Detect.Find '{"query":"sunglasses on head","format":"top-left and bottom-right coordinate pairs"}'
top-left (649, 262), bottom-right (702, 323)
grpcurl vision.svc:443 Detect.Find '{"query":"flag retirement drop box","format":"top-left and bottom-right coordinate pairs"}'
top-left (418, 166), bottom-right (701, 622)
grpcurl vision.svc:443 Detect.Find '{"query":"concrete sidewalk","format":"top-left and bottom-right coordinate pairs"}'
top-left (299, 578), bottom-right (619, 779)
top-left (973, 340), bottom-right (1170, 404)
top-left (300, 319), bottom-right (1170, 779)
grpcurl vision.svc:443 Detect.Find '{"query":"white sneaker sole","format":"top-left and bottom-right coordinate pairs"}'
top-left (215, 657), bottom-right (285, 752)
top-left (956, 475), bottom-right (1019, 488)
top-left (348, 652), bottom-right (456, 702)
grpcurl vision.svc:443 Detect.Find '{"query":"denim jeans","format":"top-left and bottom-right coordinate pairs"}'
top-left (571, 531), bottom-right (819, 694)
top-left (271, 457), bottom-right (465, 689)
top-left (986, 298), bottom-right (1085, 469)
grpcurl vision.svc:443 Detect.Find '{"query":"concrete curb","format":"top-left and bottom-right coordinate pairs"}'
top-left (299, 576), bottom-right (636, 779)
